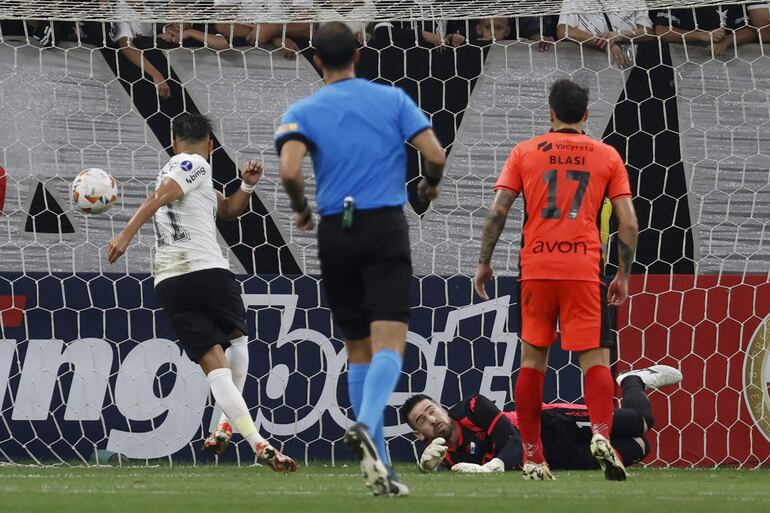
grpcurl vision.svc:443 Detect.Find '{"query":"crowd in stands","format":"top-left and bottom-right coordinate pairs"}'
top-left (2, 1), bottom-right (769, 101)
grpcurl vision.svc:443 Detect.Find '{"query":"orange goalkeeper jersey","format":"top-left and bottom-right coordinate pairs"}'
top-left (494, 130), bottom-right (632, 282)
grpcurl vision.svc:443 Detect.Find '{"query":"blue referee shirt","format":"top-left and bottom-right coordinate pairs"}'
top-left (275, 78), bottom-right (431, 216)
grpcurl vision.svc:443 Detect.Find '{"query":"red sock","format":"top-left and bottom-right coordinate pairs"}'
top-left (583, 365), bottom-right (615, 439)
top-left (514, 367), bottom-right (545, 464)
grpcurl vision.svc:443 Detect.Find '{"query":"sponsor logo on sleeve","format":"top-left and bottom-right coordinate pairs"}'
top-left (180, 160), bottom-right (193, 172)
top-left (185, 167), bottom-right (206, 185)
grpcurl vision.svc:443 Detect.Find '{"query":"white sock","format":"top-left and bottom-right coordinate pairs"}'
top-left (207, 367), bottom-right (267, 453)
top-left (217, 336), bottom-right (249, 429)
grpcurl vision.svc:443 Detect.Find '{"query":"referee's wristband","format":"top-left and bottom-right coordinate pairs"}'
top-left (424, 175), bottom-right (442, 187)
top-left (292, 198), bottom-right (309, 213)
top-left (240, 181), bottom-right (256, 193)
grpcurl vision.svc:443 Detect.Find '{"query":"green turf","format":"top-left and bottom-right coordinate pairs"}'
top-left (0, 464), bottom-right (767, 513)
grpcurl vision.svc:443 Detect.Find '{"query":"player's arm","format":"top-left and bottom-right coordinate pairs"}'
top-left (709, 26), bottom-right (758, 54)
top-left (216, 159), bottom-right (264, 221)
top-left (115, 36), bottom-right (171, 99)
top-left (411, 129), bottom-right (447, 202)
top-left (451, 396), bottom-right (521, 473)
top-left (750, 6), bottom-right (770, 42)
top-left (608, 195), bottom-right (638, 305)
top-left (183, 27), bottom-right (231, 50)
top-left (557, 24), bottom-right (608, 48)
top-left (107, 178), bottom-right (183, 263)
top-left (473, 189), bottom-right (517, 300)
top-left (654, 24), bottom-right (723, 44)
top-left (279, 140), bottom-right (314, 231)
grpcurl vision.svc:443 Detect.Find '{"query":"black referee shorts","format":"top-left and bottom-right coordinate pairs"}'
top-left (154, 268), bottom-right (247, 363)
top-left (318, 206), bottom-right (412, 340)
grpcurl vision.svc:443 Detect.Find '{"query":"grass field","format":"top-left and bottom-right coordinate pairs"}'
top-left (0, 464), bottom-right (767, 513)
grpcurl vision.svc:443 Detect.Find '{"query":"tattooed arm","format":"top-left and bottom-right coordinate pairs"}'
top-left (608, 195), bottom-right (638, 305)
top-left (474, 189), bottom-right (518, 300)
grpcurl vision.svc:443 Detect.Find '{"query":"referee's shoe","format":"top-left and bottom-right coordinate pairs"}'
top-left (344, 423), bottom-right (409, 496)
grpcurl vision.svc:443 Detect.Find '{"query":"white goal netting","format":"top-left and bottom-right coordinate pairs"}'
top-left (0, 0), bottom-right (752, 23)
top-left (1, 0), bottom-right (769, 467)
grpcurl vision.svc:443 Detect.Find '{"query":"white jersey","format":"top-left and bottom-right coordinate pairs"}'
top-left (558, 0), bottom-right (652, 34)
top-left (152, 153), bottom-right (229, 284)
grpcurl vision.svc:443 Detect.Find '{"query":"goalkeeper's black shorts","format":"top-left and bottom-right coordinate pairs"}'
top-left (317, 206), bottom-right (412, 340)
top-left (542, 406), bottom-right (649, 469)
top-left (155, 268), bottom-right (247, 363)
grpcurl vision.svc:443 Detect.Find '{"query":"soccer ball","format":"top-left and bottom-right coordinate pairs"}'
top-left (71, 168), bottom-right (118, 214)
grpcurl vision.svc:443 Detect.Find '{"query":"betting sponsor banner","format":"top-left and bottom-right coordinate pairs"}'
top-left (2, 272), bottom-right (767, 466)
top-left (0, 273), bottom-right (568, 463)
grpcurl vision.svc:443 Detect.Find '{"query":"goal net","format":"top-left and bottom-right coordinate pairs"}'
top-left (0, 0), bottom-right (769, 467)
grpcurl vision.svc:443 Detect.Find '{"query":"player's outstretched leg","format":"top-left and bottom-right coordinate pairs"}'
top-left (616, 365), bottom-right (682, 390)
top-left (346, 351), bottom-right (407, 495)
top-left (203, 335), bottom-right (249, 456)
top-left (201, 345), bottom-right (298, 473)
top-left (349, 328), bottom-right (407, 495)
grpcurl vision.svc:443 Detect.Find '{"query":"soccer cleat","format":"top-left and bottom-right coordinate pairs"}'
top-left (616, 365), bottom-right (682, 390)
top-left (343, 423), bottom-right (391, 497)
top-left (256, 443), bottom-right (300, 473)
top-left (201, 422), bottom-right (233, 456)
top-left (521, 461), bottom-right (556, 480)
top-left (386, 467), bottom-right (410, 497)
top-left (590, 434), bottom-right (627, 481)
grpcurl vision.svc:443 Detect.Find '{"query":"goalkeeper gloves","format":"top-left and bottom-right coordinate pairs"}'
top-left (419, 437), bottom-right (448, 472)
top-left (451, 458), bottom-right (505, 473)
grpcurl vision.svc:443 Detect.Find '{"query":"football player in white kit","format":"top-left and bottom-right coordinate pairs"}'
top-left (107, 113), bottom-right (298, 472)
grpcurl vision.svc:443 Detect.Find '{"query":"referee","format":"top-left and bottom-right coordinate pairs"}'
top-left (276, 22), bottom-right (446, 497)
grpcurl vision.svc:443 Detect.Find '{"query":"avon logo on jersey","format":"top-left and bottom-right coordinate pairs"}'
top-left (532, 240), bottom-right (588, 255)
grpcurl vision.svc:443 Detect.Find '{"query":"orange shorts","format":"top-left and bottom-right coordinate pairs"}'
top-left (519, 279), bottom-right (612, 352)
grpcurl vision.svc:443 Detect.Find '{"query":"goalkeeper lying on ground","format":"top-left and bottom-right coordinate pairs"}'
top-left (401, 366), bottom-right (681, 473)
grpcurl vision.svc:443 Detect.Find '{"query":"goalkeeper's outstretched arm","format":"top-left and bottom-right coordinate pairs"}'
top-left (468, 395), bottom-right (521, 471)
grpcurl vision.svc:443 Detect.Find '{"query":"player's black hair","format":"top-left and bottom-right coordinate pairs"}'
top-left (172, 113), bottom-right (213, 143)
top-left (548, 79), bottom-right (589, 124)
top-left (314, 21), bottom-right (358, 71)
top-left (401, 394), bottom-right (436, 429)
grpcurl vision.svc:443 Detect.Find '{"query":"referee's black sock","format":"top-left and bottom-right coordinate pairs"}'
top-left (619, 375), bottom-right (654, 429)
